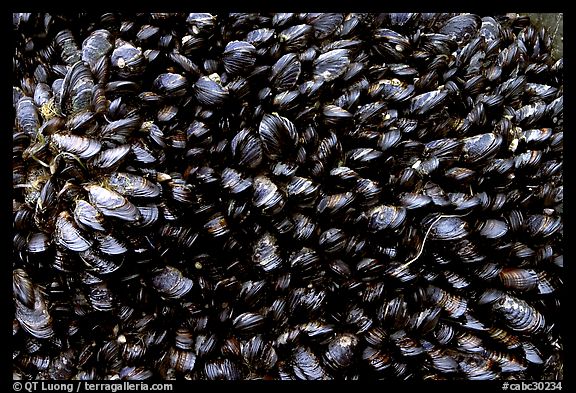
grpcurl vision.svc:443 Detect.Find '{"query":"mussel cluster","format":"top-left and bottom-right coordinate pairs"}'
top-left (13, 13), bottom-right (563, 380)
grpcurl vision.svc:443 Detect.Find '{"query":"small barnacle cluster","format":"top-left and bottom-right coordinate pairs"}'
top-left (13, 13), bottom-right (562, 380)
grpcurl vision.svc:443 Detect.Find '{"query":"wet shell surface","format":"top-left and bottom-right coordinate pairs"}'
top-left (13, 12), bottom-right (562, 381)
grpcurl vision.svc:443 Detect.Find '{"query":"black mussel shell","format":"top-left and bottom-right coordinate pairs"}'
top-left (194, 75), bottom-right (229, 107)
top-left (429, 216), bottom-right (468, 241)
top-left (313, 49), bottom-right (350, 82)
top-left (271, 53), bottom-right (302, 91)
top-left (11, 12), bottom-right (563, 382)
top-left (52, 133), bottom-right (101, 159)
top-left (15, 286), bottom-right (54, 339)
top-left (86, 184), bottom-right (142, 222)
top-left (151, 266), bottom-right (193, 299)
top-left (252, 232), bottom-right (283, 272)
top-left (55, 211), bottom-right (92, 252)
top-left (258, 113), bottom-right (298, 161)
top-left (223, 41), bottom-right (256, 75)
top-left (154, 73), bottom-right (188, 97)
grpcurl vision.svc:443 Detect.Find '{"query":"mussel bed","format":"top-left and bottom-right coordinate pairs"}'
top-left (13, 13), bottom-right (563, 380)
